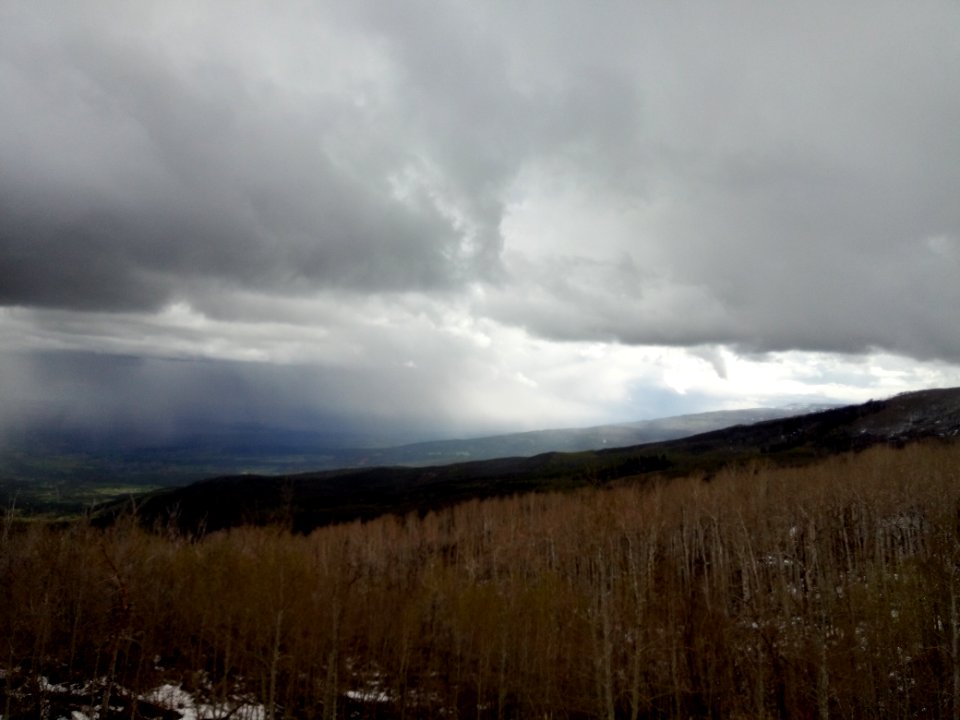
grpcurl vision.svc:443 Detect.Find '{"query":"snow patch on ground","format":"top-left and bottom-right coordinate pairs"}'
top-left (345, 687), bottom-right (392, 704)
top-left (0, 676), bottom-right (266, 720)
top-left (142, 683), bottom-right (266, 720)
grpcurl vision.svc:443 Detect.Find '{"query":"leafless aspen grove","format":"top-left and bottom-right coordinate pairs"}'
top-left (3, 441), bottom-right (960, 719)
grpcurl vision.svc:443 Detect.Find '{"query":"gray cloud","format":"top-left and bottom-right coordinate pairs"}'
top-left (1, 1), bottom-right (960, 441)
top-left (474, 2), bottom-right (960, 360)
top-left (0, 2), bottom-right (490, 310)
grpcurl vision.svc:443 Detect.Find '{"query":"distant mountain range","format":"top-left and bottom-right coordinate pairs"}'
top-left (0, 405), bottom-right (832, 492)
top-left (106, 388), bottom-right (960, 534)
top-left (315, 405), bottom-right (836, 468)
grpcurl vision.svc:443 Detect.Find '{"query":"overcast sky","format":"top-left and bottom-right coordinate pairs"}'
top-left (2, 1), bottom-right (960, 444)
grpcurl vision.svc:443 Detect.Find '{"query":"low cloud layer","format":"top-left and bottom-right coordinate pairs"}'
top-left (2, 1), bottom-right (959, 439)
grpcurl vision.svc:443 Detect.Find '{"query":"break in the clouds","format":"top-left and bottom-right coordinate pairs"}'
top-left (2, 1), bottom-right (960, 440)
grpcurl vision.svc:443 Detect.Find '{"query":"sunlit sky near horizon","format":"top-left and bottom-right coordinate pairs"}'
top-left (2, 1), bottom-right (960, 445)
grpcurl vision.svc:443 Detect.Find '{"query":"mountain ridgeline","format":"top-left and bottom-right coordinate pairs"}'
top-left (108, 388), bottom-right (960, 534)
top-left (316, 406), bottom-right (829, 466)
top-left (7, 389), bottom-right (960, 719)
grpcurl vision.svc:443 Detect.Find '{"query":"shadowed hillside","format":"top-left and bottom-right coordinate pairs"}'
top-left (0, 406), bottom-right (827, 517)
top-left (110, 387), bottom-right (960, 534)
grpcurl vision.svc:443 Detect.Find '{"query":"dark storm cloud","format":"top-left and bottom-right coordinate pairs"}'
top-left (0, 350), bottom-right (483, 446)
top-left (2, 0), bottom-right (959, 367)
top-left (0, 1), bottom-right (652, 311)
top-left (0, 2), bottom-right (483, 310)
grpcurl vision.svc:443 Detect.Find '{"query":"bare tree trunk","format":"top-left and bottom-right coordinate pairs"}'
top-left (323, 606), bottom-right (340, 720)
top-left (952, 566), bottom-right (959, 720)
top-left (267, 609), bottom-right (284, 720)
top-left (816, 638), bottom-right (830, 720)
top-left (590, 546), bottom-right (616, 720)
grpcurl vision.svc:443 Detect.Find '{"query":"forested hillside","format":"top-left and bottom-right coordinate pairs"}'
top-left (3, 440), bottom-right (959, 718)
top-left (113, 387), bottom-right (960, 535)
